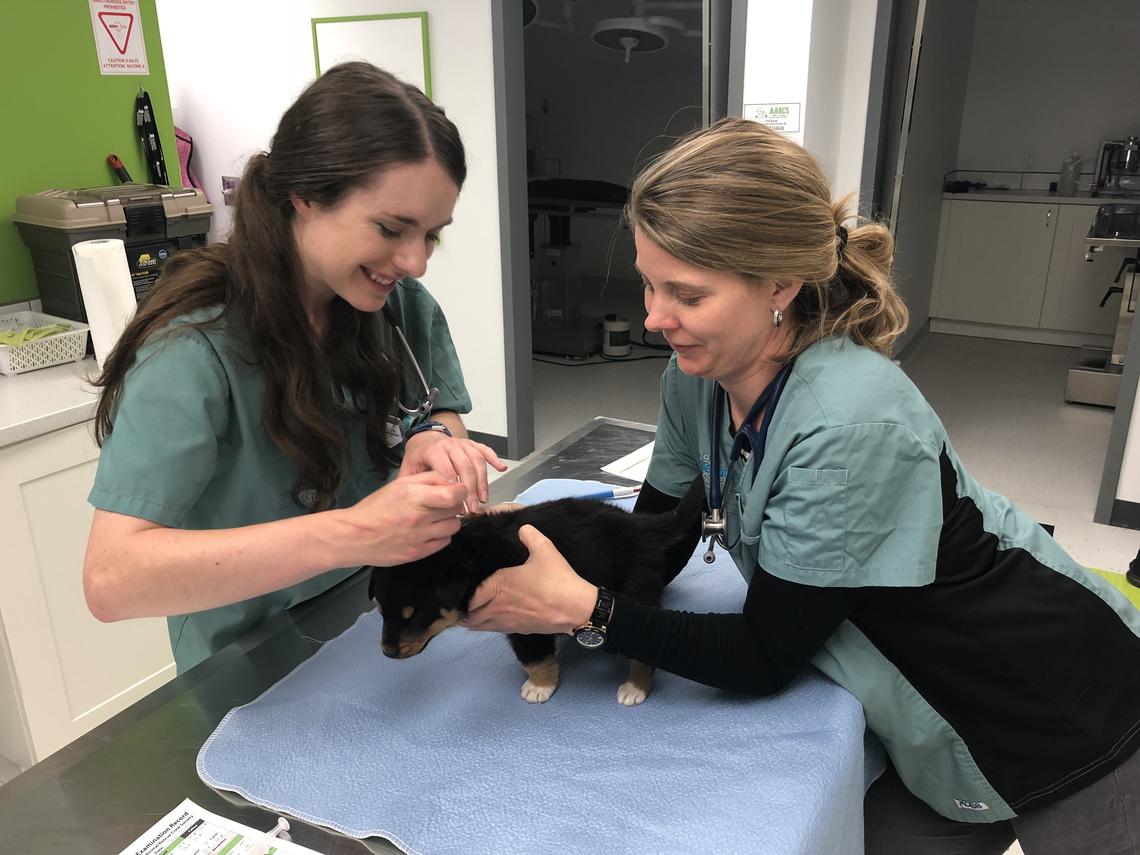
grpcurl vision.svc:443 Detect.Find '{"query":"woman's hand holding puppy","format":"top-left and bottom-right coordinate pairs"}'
top-left (339, 471), bottom-right (468, 566)
top-left (466, 524), bottom-right (598, 635)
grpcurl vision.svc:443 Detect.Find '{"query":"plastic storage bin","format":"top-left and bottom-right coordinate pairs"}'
top-left (0, 311), bottom-right (90, 376)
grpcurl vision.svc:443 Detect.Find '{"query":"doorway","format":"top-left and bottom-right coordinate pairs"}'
top-left (497, 1), bottom-right (742, 454)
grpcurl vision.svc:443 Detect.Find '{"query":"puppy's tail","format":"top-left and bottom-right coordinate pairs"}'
top-left (659, 474), bottom-right (708, 583)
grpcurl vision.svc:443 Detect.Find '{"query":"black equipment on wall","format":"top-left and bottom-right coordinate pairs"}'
top-left (134, 88), bottom-right (169, 186)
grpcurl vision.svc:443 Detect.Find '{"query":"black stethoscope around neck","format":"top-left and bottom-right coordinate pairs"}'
top-left (701, 362), bottom-right (794, 563)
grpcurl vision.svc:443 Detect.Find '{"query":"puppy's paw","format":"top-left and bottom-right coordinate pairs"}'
top-left (617, 680), bottom-right (649, 706)
top-left (521, 679), bottom-right (556, 703)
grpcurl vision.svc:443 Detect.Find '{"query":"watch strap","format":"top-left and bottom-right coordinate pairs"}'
top-left (573, 587), bottom-right (615, 649)
top-left (588, 587), bottom-right (615, 630)
top-left (405, 419), bottom-right (452, 441)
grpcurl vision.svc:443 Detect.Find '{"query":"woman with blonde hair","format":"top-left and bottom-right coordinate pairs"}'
top-left (468, 118), bottom-right (1140, 853)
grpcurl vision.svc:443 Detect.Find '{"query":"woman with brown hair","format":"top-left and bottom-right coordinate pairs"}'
top-left (83, 62), bottom-right (503, 673)
top-left (467, 118), bottom-right (1140, 853)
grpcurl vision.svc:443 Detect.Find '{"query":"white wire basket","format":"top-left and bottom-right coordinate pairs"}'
top-left (0, 311), bottom-right (90, 376)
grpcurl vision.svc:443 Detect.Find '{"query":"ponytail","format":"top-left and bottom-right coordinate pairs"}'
top-left (784, 197), bottom-right (908, 359)
top-left (627, 118), bottom-right (910, 361)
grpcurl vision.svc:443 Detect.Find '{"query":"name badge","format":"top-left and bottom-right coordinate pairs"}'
top-left (385, 416), bottom-right (404, 448)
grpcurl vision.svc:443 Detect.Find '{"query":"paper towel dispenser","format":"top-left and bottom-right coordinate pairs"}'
top-left (13, 184), bottom-right (212, 324)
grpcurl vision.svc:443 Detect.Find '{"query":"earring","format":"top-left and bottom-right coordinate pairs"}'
top-left (772, 308), bottom-right (783, 328)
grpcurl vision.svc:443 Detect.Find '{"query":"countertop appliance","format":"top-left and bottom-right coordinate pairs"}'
top-left (1092, 137), bottom-right (1140, 197)
top-left (1066, 203), bottom-right (1140, 406)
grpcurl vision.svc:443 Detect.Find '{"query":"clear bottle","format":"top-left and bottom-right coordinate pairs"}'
top-left (1059, 150), bottom-right (1083, 197)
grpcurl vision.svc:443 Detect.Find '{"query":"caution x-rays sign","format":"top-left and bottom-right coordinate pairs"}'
top-left (89, 0), bottom-right (150, 76)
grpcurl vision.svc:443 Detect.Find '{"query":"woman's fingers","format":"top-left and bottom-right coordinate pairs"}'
top-left (411, 481), bottom-right (468, 512)
top-left (467, 576), bottom-right (498, 616)
top-left (406, 437), bottom-right (507, 510)
top-left (445, 444), bottom-right (483, 509)
top-left (516, 524), bottom-right (551, 553)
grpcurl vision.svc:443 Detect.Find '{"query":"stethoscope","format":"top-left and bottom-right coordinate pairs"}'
top-left (381, 303), bottom-right (438, 432)
top-left (701, 362), bottom-right (793, 563)
top-left (293, 302), bottom-right (439, 510)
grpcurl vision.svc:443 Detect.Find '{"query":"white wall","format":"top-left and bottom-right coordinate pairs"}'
top-left (957, 0), bottom-right (1140, 174)
top-left (741, 2), bottom-right (812, 148)
top-left (523, 5), bottom-right (703, 281)
top-left (741, 0), bottom-right (878, 208)
top-left (891, 0), bottom-right (978, 351)
top-left (804, 0), bottom-right (879, 208)
top-left (1117, 381), bottom-right (1140, 504)
top-left (155, 0), bottom-right (508, 438)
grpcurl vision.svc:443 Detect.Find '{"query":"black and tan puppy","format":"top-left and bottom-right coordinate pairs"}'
top-left (367, 476), bottom-right (704, 705)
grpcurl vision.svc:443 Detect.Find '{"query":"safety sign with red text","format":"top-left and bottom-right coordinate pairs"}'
top-left (89, 0), bottom-right (149, 75)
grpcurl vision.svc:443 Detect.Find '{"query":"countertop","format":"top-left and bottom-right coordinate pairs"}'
top-left (0, 357), bottom-right (100, 449)
top-left (0, 417), bottom-right (654, 855)
top-left (942, 188), bottom-right (1140, 205)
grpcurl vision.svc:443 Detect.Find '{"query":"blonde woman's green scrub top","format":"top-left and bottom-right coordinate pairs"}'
top-left (646, 336), bottom-right (1140, 823)
top-left (89, 279), bottom-right (472, 673)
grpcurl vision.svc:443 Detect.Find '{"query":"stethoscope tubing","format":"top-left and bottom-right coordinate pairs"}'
top-left (382, 302), bottom-right (439, 424)
top-left (702, 362), bottom-right (793, 562)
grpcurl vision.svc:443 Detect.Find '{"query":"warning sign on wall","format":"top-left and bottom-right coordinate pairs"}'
top-left (89, 0), bottom-right (150, 75)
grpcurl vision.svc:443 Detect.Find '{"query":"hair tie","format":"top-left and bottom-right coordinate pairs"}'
top-left (836, 224), bottom-right (849, 259)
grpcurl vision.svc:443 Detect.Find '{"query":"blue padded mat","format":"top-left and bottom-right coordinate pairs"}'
top-left (198, 479), bottom-right (877, 854)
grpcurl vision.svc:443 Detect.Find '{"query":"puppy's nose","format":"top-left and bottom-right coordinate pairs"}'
top-left (381, 642), bottom-right (400, 658)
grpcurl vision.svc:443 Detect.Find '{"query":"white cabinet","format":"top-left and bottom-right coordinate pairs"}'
top-left (1040, 205), bottom-right (1130, 336)
top-left (931, 200), bottom-right (1058, 327)
top-left (931, 199), bottom-right (1126, 338)
top-left (0, 421), bottom-right (174, 770)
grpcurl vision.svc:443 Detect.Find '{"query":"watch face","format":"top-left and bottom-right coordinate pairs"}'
top-left (574, 627), bottom-right (606, 649)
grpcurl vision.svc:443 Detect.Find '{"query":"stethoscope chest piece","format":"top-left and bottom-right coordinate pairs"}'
top-left (701, 362), bottom-right (794, 566)
top-left (701, 507), bottom-right (727, 564)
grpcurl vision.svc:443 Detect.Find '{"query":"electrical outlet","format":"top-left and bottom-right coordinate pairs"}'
top-left (221, 176), bottom-right (240, 206)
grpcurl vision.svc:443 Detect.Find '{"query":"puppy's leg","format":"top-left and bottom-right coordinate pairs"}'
top-left (617, 660), bottom-right (654, 706)
top-left (508, 634), bottom-right (559, 703)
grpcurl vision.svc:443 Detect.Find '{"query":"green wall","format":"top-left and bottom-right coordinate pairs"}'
top-left (0, 0), bottom-right (177, 305)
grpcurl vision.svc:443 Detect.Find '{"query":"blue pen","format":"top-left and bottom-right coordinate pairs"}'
top-left (577, 486), bottom-right (641, 501)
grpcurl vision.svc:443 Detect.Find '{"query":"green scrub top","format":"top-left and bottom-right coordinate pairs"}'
top-left (648, 337), bottom-right (946, 590)
top-left (89, 278), bottom-right (472, 673)
top-left (645, 336), bottom-right (1139, 822)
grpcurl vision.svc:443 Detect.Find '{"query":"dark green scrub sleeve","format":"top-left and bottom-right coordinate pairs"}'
top-left (88, 330), bottom-right (230, 528)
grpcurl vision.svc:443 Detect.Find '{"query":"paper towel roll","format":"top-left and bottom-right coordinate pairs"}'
top-left (72, 239), bottom-right (138, 368)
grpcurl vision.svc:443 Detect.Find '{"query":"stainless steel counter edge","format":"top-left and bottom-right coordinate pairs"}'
top-left (0, 416), bottom-right (657, 854)
top-left (0, 357), bottom-right (101, 449)
top-left (942, 190), bottom-right (1140, 205)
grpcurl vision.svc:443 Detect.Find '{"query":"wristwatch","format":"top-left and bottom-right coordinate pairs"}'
top-left (405, 419), bottom-right (452, 441)
top-left (573, 587), bottom-right (615, 649)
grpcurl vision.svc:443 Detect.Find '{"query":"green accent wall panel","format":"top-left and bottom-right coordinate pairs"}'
top-left (0, 1), bottom-right (178, 305)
